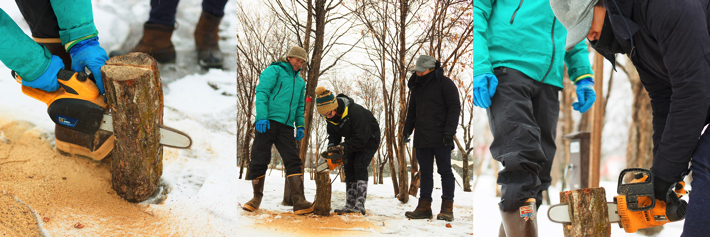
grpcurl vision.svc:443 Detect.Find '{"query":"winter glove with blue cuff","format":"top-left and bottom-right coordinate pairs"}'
top-left (296, 127), bottom-right (305, 141)
top-left (473, 73), bottom-right (498, 109)
top-left (22, 55), bottom-right (64, 92)
top-left (69, 37), bottom-right (109, 94)
top-left (573, 77), bottom-right (596, 113)
top-left (255, 119), bottom-right (270, 133)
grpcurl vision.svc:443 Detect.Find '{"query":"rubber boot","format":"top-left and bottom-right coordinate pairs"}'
top-left (405, 198), bottom-right (433, 219)
top-left (334, 182), bottom-right (356, 214)
top-left (287, 174), bottom-right (314, 215)
top-left (110, 23), bottom-right (176, 63)
top-left (437, 199), bottom-right (454, 221)
top-left (37, 41), bottom-right (114, 161)
top-left (499, 223), bottom-right (506, 237)
top-left (500, 198), bottom-right (538, 237)
top-left (281, 177), bottom-right (293, 206)
top-left (242, 175), bottom-right (265, 212)
top-left (193, 10), bottom-right (224, 68)
top-left (353, 180), bottom-right (368, 215)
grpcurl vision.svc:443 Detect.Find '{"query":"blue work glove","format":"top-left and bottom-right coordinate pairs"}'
top-left (69, 37), bottom-right (109, 94)
top-left (22, 55), bottom-right (64, 92)
top-left (295, 127), bottom-right (305, 141)
top-left (572, 78), bottom-right (596, 113)
top-left (255, 120), bottom-right (270, 133)
top-left (473, 73), bottom-right (498, 109)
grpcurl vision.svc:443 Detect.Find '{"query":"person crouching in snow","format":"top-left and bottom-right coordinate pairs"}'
top-left (402, 55), bottom-right (461, 222)
top-left (315, 86), bottom-right (380, 215)
top-left (242, 46), bottom-right (313, 215)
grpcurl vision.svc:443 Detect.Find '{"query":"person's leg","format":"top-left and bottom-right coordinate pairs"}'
top-left (533, 82), bottom-right (560, 209)
top-left (335, 152), bottom-right (357, 214)
top-left (405, 147), bottom-right (434, 219)
top-left (352, 147), bottom-right (375, 215)
top-left (488, 67), bottom-right (542, 236)
top-left (272, 122), bottom-right (312, 215)
top-left (433, 147), bottom-right (455, 221)
top-left (149, 0), bottom-right (180, 26)
top-left (110, 0), bottom-right (177, 63)
top-left (202, 0), bottom-right (229, 17)
top-left (682, 131), bottom-right (710, 236)
top-left (243, 120), bottom-right (277, 211)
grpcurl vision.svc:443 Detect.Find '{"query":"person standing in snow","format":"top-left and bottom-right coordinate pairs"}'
top-left (315, 86), bottom-right (380, 215)
top-left (551, 0), bottom-right (710, 235)
top-left (474, 0), bottom-right (596, 234)
top-left (242, 46), bottom-right (314, 215)
top-left (402, 55), bottom-right (460, 222)
top-left (110, 0), bottom-right (229, 68)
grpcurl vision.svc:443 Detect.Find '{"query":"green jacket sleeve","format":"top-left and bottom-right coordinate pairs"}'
top-left (50, 0), bottom-right (99, 50)
top-left (255, 66), bottom-right (278, 122)
top-left (0, 9), bottom-right (52, 82)
top-left (473, 0), bottom-right (494, 77)
top-left (295, 78), bottom-right (306, 128)
top-left (564, 41), bottom-right (594, 83)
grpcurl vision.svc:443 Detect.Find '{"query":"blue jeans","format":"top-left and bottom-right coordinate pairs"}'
top-left (682, 130), bottom-right (710, 236)
top-left (149, 0), bottom-right (229, 26)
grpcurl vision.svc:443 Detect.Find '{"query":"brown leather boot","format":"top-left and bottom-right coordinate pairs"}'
top-left (281, 177), bottom-right (293, 206)
top-left (194, 11), bottom-right (223, 68)
top-left (110, 23), bottom-right (176, 63)
top-left (287, 174), bottom-right (314, 215)
top-left (437, 199), bottom-right (454, 221)
top-left (242, 175), bottom-right (265, 212)
top-left (405, 198), bottom-right (433, 219)
top-left (500, 198), bottom-right (538, 237)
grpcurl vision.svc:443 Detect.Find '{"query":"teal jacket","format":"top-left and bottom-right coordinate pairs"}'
top-left (255, 60), bottom-right (306, 129)
top-left (0, 0), bottom-right (98, 82)
top-left (474, 0), bottom-right (593, 88)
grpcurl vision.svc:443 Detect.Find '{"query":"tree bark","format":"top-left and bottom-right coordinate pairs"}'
top-left (313, 171), bottom-right (331, 216)
top-left (559, 187), bottom-right (611, 237)
top-left (102, 52), bottom-right (163, 202)
top-left (408, 148), bottom-right (420, 196)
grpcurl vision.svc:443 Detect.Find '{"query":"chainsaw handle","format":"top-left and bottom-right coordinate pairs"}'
top-left (617, 168), bottom-right (655, 211)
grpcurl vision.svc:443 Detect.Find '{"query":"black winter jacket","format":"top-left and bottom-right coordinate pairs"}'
top-left (597, 0), bottom-right (710, 182)
top-left (325, 94), bottom-right (381, 155)
top-left (403, 67), bottom-right (461, 148)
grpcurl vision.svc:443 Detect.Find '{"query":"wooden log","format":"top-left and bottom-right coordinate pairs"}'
top-left (559, 187), bottom-right (611, 237)
top-left (101, 52), bottom-right (163, 202)
top-left (313, 171), bottom-right (331, 216)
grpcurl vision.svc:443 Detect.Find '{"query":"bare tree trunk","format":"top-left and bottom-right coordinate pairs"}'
top-left (102, 52), bottom-right (163, 203)
top-left (623, 57), bottom-right (653, 169)
top-left (408, 148), bottom-right (420, 196)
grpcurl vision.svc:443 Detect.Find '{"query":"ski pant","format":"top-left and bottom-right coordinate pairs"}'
top-left (149, 0), bottom-right (229, 26)
top-left (417, 147), bottom-right (456, 200)
top-left (488, 67), bottom-right (559, 212)
top-left (343, 147), bottom-right (375, 182)
top-left (247, 120), bottom-right (303, 180)
top-left (682, 130), bottom-right (710, 236)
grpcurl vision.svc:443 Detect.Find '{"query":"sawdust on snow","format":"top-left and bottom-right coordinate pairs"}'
top-left (243, 209), bottom-right (383, 236)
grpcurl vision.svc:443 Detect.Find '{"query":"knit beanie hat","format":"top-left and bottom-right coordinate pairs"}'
top-left (287, 46), bottom-right (308, 62)
top-left (315, 86), bottom-right (338, 115)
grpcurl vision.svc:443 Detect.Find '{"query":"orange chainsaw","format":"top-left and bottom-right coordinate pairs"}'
top-left (316, 145), bottom-right (344, 172)
top-left (548, 168), bottom-right (688, 233)
top-left (12, 70), bottom-right (192, 148)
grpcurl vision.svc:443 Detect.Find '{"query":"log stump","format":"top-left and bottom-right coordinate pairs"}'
top-left (101, 52), bottom-right (163, 202)
top-left (313, 171), bottom-right (331, 216)
top-left (559, 187), bottom-right (611, 237)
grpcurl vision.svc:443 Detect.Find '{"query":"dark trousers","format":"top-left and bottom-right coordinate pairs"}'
top-left (343, 147), bottom-right (375, 182)
top-left (683, 130), bottom-right (710, 236)
top-left (246, 120), bottom-right (303, 180)
top-left (15, 0), bottom-right (59, 39)
top-left (149, 0), bottom-right (229, 26)
top-left (417, 147), bottom-right (456, 200)
top-left (488, 67), bottom-right (559, 212)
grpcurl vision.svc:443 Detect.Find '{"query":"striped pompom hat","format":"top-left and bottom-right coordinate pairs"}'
top-left (315, 86), bottom-right (338, 115)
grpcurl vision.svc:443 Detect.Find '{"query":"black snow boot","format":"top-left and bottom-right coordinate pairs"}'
top-left (335, 182), bottom-right (357, 214)
top-left (287, 174), bottom-right (314, 215)
top-left (242, 175), bottom-right (265, 212)
top-left (353, 180), bottom-right (368, 215)
top-left (405, 198), bottom-right (433, 219)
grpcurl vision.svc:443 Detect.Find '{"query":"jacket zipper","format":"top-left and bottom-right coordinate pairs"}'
top-left (510, 0), bottom-right (524, 24)
top-left (541, 18), bottom-right (556, 83)
top-left (286, 72), bottom-right (296, 123)
top-left (273, 82), bottom-right (283, 101)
